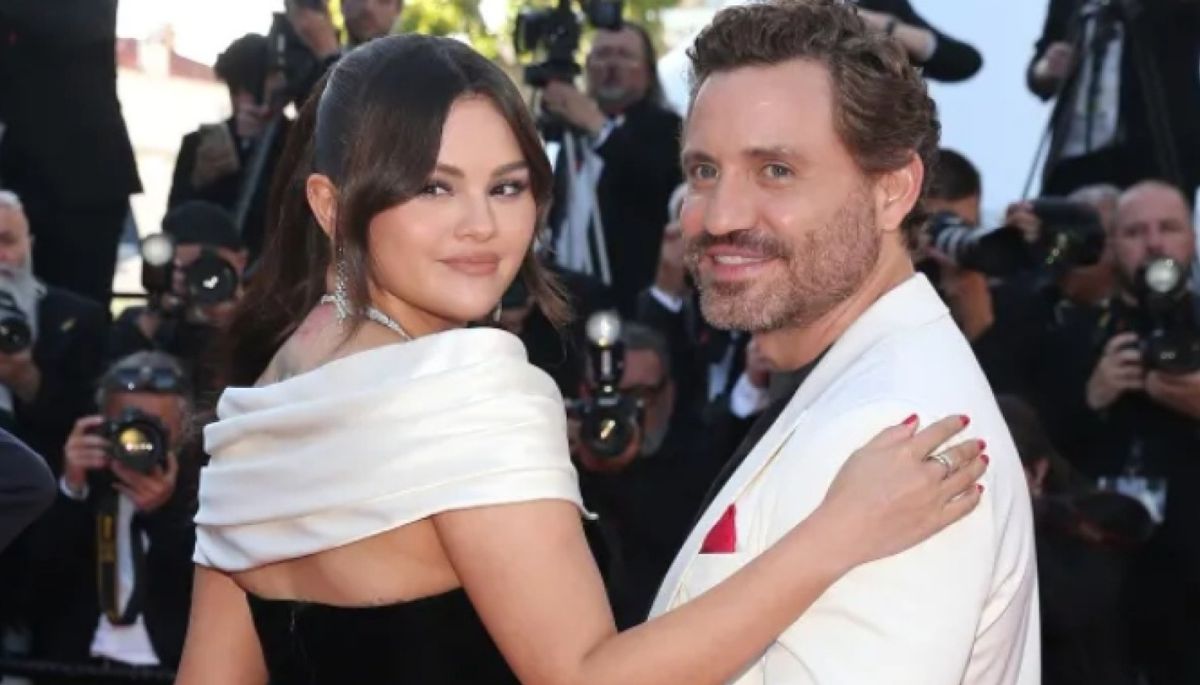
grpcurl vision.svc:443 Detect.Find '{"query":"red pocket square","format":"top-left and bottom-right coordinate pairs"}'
top-left (700, 504), bottom-right (737, 554)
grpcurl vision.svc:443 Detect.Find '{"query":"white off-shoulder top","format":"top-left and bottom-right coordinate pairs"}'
top-left (193, 328), bottom-right (586, 572)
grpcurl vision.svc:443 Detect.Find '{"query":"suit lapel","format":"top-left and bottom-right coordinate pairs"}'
top-left (651, 275), bottom-right (951, 615)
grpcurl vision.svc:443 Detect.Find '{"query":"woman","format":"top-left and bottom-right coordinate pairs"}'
top-left (178, 35), bottom-right (986, 684)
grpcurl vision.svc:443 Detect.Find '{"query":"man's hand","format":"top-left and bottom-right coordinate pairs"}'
top-left (1087, 332), bottom-right (1145, 411)
top-left (192, 124), bottom-right (241, 190)
top-left (112, 451), bottom-right (179, 514)
top-left (63, 415), bottom-right (110, 496)
top-left (0, 349), bottom-right (41, 404)
top-left (654, 222), bottom-right (687, 298)
top-left (542, 82), bottom-right (607, 137)
top-left (1146, 370), bottom-right (1200, 419)
top-left (1006, 201), bottom-right (1043, 245)
top-left (287, 1), bottom-right (341, 60)
top-left (1033, 41), bottom-right (1076, 91)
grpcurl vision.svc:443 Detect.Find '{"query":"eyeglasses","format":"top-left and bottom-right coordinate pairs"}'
top-left (106, 365), bottom-right (188, 395)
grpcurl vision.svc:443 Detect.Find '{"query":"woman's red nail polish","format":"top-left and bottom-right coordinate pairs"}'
top-left (960, 415), bottom-right (971, 427)
top-left (981, 454), bottom-right (990, 466)
top-left (978, 439), bottom-right (987, 451)
top-left (902, 414), bottom-right (918, 426)
top-left (977, 484), bottom-right (985, 494)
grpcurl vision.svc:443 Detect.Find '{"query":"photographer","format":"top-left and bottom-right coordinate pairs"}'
top-left (571, 321), bottom-right (730, 629)
top-left (636, 184), bottom-right (752, 423)
top-left (0, 0), bottom-right (141, 308)
top-left (496, 263), bottom-right (614, 399)
top-left (998, 395), bottom-right (1145, 685)
top-left (282, 0), bottom-right (404, 105)
top-left (1029, 0), bottom-right (1200, 200)
top-left (543, 22), bottom-right (683, 318)
top-left (168, 34), bottom-right (291, 260)
top-left (1030, 181), bottom-right (1200, 683)
top-left (0, 192), bottom-right (108, 472)
top-left (25, 351), bottom-right (196, 682)
top-left (109, 202), bottom-right (248, 405)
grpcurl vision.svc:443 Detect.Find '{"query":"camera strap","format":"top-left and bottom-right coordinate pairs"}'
top-left (95, 490), bottom-right (149, 627)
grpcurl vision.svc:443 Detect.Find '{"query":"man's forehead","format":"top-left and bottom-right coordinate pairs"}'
top-left (0, 207), bottom-right (28, 233)
top-left (1118, 188), bottom-right (1191, 227)
top-left (594, 26), bottom-right (642, 52)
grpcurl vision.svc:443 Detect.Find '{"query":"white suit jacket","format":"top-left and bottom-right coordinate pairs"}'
top-left (650, 275), bottom-right (1040, 684)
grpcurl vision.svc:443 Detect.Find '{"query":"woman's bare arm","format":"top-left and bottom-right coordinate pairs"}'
top-left (434, 416), bottom-right (985, 685)
top-left (176, 566), bottom-right (269, 685)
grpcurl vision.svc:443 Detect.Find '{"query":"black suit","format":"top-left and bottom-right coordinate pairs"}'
top-left (634, 288), bottom-right (749, 424)
top-left (550, 99), bottom-right (683, 318)
top-left (0, 429), bottom-right (53, 554)
top-left (25, 469), bottom-right (198, 677)
top-left (0, 0), bottom-right (142, 306)
top-left (856, 0), bottom-right (984, 82)
top-left (13, 287), bottom-right (109, 475)
top-left (168, 118), bottom-right (291, 261)
top-left (1030, 0), bottom-right (1200, 200)
top-left (0, 287), bottom-right (107, 640)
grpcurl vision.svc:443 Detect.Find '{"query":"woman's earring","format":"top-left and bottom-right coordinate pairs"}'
top-left (492, 303), bottom-right (502, 323)
top-left (333, 248), bottom-right (352, 324)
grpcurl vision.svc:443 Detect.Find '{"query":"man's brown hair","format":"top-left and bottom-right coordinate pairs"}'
top-left (687, 0), bottom-right (940, 243)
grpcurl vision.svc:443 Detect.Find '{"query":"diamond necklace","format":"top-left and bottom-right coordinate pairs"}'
top-left (319, 295), bottom-right (413, 342)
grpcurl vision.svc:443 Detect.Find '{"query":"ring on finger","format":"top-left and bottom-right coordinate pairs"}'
top-left (925, 451), bottom-right (954, 480)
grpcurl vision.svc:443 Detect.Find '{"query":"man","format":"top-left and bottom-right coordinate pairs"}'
top-left (109, 201), bottom-right (249, 406)
top-left (0, 0), bottom-right (141, 307)
top-left (854, 0), bottom-right (983, 82)
top-left (284, 0), bottom-right (403, 106)
top-left (343, 0), bottom-right (403, 46)
top-left (971, 184), bottom-right (1120, 398)
top-left (649, 3), bottom-right (1039, 682)
top-left (29, 352), bottom-right (197, 682)
top-left (637, 185), bottom-right (755, 424)
top-left (0, 192), bottom-right (108, 473)
top-left (168, 35), bottom-right (290, 261)
top-left (572, 322), bottom-right (734, 630)
top-left (1029, 0), bottom-right (1200, 201)
top-left (543, 23), bottom-right (683, 317)
top-left (1027, 181), bottom-right (1200, 683)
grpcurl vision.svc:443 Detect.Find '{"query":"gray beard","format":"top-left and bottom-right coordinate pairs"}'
top-left (0, 260), bottom-right (43, 342)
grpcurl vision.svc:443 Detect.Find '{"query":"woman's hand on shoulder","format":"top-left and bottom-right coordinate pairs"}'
top-left (813, 414), bottom-right (987, 569)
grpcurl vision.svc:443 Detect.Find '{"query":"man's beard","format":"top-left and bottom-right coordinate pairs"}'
top-left (684, 186), bottom-right (881, 333)
top-left (0, 258), bottom-right (42, 340)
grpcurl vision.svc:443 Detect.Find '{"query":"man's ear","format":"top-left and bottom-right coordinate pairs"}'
top-left (306, 174), bottom-right (339, 239)
top-left (873, 153), bottom-right (925, 237)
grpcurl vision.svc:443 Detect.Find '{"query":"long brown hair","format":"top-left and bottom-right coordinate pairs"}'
top-left (222, 35), bottom-right (567, 387)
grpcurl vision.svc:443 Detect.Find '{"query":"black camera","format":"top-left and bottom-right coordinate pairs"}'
top-left (515, 0), bottom-right (624, 88)
top-left (926, 198), bottom-right (1105, 277)
top-left (514, 0), bottom-right (623, 141)
top-left (0, 291), bottom-right (32, 354)
top-left (141, 233), bottom-right (240, 310)
top-left (1134, 257), bottom-right (1200, 374)
top-left (90, 408), bottom-right (170, 476)
top-left (566, 311), bottom-right (642, 460)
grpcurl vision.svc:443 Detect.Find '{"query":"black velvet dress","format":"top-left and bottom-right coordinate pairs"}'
top-left (247, 589), bottom-right (520, 684)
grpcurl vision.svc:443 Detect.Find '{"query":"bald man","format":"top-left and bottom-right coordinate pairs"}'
top-left (1025, 181), bottom-right (1200, 683)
